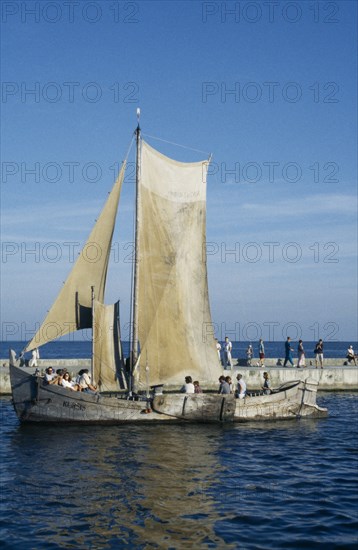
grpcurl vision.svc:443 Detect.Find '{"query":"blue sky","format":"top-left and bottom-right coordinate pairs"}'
top-left (1, 0), bottom-right (357, 344)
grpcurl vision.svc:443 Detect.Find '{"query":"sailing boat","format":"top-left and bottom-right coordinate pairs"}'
top-left (9, 113), bottom-right (327, 423)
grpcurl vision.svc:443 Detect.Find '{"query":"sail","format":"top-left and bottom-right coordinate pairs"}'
top-left (24, 163), bottom-right (126, 352)
top-left (93, 300), bottom-right (127, 391)
top-left (136, 141), bottom-right (221, 387)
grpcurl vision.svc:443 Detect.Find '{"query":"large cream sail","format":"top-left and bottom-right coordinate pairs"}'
top-left (24, 163), bottom-right (126, 352)
top-left (93, 300), bottom-right (127, 391)
top-left (136, 142), bottom-right (220, 387)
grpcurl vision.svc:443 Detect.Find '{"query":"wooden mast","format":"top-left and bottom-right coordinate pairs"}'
top-left (131, 108), bottom-right (141, 371)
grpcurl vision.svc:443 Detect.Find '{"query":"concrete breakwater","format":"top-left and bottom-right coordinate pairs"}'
top-left (0, 358), bottom-right (357, 394)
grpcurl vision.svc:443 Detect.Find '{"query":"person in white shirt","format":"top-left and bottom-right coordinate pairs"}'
top-left (236, 373), bottom-right (246, 399)
top-left (44, 367), bottom-right (59, 385)
top-left (78, 369), bottom-right (97, 393)
top-left (246, 344), bottom-right (253, 366)
top-left (29, 348), bottom-right (40, 367)
top-left (223, 337), bottom-right (233, 368)
top-left (346, 345), bottom-right (357, 365)
top-left (61, 372), bottom-right (80, 391)
top-left (215, 339), bottom-right (222, 363)
top-left (180, 376), bottom-right (195, 394)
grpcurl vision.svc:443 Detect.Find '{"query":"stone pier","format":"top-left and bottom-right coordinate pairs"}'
top-left (0, 358), bottom-right (357, 394)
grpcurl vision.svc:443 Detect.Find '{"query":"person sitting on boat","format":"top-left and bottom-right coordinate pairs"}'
top-left (218, 375), bottom-right (230, 394)
top-left (262, 372), bottom-right (271, 395)
top-left (236, 374), bottom-right (246, 399)
top-left (180, 376), bottom-right (195, 393)
top-left (78, 369), bottom-right (97, 394)
top-left (225, 376), bottom-right (234, 393)
top-left (346, 345), bottom-right (357, 365)
top-left (193, 380), bottom-right (202, 393)
top-left (44, 367), bottom-right (60, 385)
top-left (61, 372), bottom-right (80, 391)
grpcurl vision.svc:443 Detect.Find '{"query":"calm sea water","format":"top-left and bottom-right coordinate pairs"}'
top-left (1, 341), bottom-right (357, 361)
top-left (0, 393), bottom-right (357, 549)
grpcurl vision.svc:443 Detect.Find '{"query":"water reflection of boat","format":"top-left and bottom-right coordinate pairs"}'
top-left (9, 113), bottom-right (327, 424)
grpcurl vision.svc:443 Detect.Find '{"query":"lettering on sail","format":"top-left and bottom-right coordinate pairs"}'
top-left (167, 190), bottom-right (200, 200)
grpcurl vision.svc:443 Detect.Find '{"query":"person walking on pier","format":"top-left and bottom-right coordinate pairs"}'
top-left (259, 339), bottom-right (265, 367)
top-left (297, 340), bottom-right (306, 368)
top-left (29, 348), bottom-right (40, 367)
top-left (314, 339), bottom-right (324, 369)
top-left (223, 337), bottom-right (233, 368)
top-left (283, 337), bottom-right (294, 367)
top-left (246, 344), bottom-right (253, 366)
top-left (216, 339), bottom-right (222, 364)
top-left (346, 345), bottom-right (357, 365)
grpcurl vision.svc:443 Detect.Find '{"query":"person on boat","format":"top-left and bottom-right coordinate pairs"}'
top-left (215, 339), bottom-right (222, 364)
top-left (246, 344), bottom-right (253, 366)
top-left (259, 339), bottom-right (265, 367)
top-left (225, 376), bottom-right (234, 393)
top-left (223, 337), bottom-right (233, 368)
top-left (193, 380), bottom-right (203, 393)
top-left (61, 372), bottom-right (80, 391)
top-left (283, 337), bottom-right (294, 367)
top-left (262, 372), bottom-right (271, 395)
top-left (236, 373), bottom-right (246, 399)
top-left (314, 339), bottom-right (324, 369)
top-left (180, 376), bottom-right (195, 393)
top-left (346, 345), bottom-right (357, 365)
top-left (44, 367), bottom-right (60, 385)
top-left (218, 375), bottom-right (230, 394)
top-left (297, 340), bottom-right (306, 368)
top-left (78, 369), bottom-right (97, 393)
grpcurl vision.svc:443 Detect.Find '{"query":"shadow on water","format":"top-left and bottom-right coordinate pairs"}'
top-left (1, 404), bottom-right (236, 548)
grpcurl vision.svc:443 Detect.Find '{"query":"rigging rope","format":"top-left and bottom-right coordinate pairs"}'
top-left (142, 132), bottom-right (212, 158)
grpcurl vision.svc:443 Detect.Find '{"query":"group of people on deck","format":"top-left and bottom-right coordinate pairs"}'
top-left (181, 372), bottom-right (270, 399)
top-left (44, 367), bottom-right (97, 394)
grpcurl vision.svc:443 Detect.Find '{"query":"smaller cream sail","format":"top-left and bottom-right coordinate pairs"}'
top-left (22, 138), bottom-right (222, 391)
top-left (24, 164), bottom-right (126, 390)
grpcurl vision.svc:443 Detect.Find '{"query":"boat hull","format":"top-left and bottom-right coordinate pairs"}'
top-left (234, 379), bottom-right (327, 421)
top-left (9, 364), bottom-right (327, 424)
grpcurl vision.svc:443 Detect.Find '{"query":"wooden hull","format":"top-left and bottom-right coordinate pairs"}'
top-left (234, 380), bottom-right (327, 421)
top-left (9, 364), bottom-right (327, 424)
